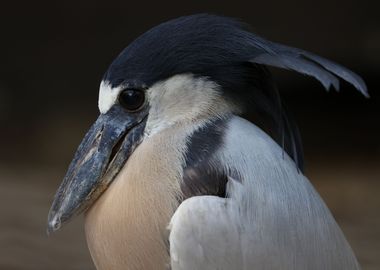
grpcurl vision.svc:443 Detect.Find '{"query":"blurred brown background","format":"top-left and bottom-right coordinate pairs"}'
top-left (0, 1), bottom-right (379, 269)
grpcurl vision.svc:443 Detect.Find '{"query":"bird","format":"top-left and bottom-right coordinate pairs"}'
top-left (47, 14), bottom-right (367, 270)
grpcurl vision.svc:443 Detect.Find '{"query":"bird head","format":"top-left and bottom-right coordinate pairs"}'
top-left (47, 14), bottom-right (367, 233)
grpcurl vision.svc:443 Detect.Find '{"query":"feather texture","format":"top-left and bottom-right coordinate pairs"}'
top-left (250, 36), bottom-right (368, 96)
top-left (169, 116), bottom-right (360, 270)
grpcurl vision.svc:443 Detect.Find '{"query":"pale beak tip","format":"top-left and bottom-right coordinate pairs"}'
top-left (47, 213), bottom-right (62, 235)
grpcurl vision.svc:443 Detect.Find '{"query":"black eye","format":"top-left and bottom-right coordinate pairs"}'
top-left (118, 89), bottom-right (145, 111)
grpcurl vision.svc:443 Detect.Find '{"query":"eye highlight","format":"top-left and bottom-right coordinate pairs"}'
top-left (118, 89), bottom-right (145, 111)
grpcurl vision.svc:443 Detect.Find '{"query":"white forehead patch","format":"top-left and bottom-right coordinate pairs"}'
top-left (98, 81), bottom-right (122, 114)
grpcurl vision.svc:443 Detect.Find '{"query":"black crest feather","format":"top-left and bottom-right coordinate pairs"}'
top-left (104, 14), bottom-right (368, 170)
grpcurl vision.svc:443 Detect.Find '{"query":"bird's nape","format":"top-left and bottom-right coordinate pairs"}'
top-left (99, 14), bottom-right (367, 171)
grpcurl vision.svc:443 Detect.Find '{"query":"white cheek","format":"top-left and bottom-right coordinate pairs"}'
top-left (98, 81), bottom-right (122, 114)
top-left (144, 74), bottom-right (223, 137)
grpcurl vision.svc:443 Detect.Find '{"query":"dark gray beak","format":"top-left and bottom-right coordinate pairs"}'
top-left (47, 105), bottom-right (147, 233)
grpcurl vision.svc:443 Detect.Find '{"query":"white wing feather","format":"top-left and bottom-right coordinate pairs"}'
top-left (169, 116), bottom-right (360, 270)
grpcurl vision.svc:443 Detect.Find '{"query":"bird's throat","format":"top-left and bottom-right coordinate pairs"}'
top-left (84, 127), bottom-right (188, 270)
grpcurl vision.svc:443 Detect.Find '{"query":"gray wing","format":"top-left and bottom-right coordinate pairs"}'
top-left (169, 195), bottom-right (243, 270)
top-left (169, 116), bottom-right (360, 270)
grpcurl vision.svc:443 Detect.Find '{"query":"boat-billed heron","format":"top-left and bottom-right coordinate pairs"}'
top-left (48, 14), bottom-right (367, 270)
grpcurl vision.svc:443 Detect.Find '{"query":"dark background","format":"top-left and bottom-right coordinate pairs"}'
top-left (0, 1), bottom-right (379, 269)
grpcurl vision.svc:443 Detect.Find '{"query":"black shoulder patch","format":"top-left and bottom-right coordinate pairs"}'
top-left (181, 117), bottom-right (230, 199)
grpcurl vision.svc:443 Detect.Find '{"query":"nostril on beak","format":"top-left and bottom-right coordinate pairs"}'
top-left (109, 131), bottom-right (128, 164)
